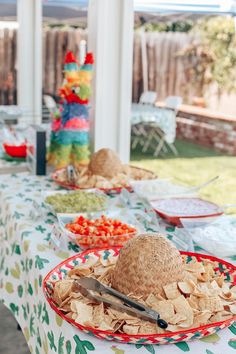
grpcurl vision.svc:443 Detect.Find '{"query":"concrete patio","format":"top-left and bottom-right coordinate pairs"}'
top-left (0, 303), bottom-right (30, 354)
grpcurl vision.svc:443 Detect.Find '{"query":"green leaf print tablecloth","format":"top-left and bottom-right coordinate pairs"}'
top-left (0, 172), bottom-right (236, 354)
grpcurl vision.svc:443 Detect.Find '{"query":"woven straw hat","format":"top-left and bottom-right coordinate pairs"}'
top-left (111, 233), bottom-right (184, 297)
top-left (88, 148), bottom-right (122, 178)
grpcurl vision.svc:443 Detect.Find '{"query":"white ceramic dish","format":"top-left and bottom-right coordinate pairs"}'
top-left (42, 189), bottom-right (109, 216)
top-left (130, 179), bottom-right (196, 201)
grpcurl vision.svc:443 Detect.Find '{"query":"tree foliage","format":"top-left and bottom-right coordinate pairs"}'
top-left (142, 20), bottom-right (193, 33)
top-left (192, 16), bottom-right (236, 93)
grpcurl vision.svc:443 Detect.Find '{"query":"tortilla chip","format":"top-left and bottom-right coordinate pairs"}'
top-left (125, 319), bottom-right (142, 325)
top-left (139, 323), bottom-right (158, 334)
top-left (123, 324), bottom-right (140, 335)
top-left (68, 267), bottom-right (92, 277)
top-left (53, 287), bottom-right (62, 306)
top-left (210, 312), bottom-right (223, 322)
top-left (171, 295), bottom-right (193, 327)
top-left (182, 271), bottom-right (198, 284)
top-left (106, 308), bottom-right (134, 320)
top-left (230, 285), bottom-right (236, 293)
top-left (220, 291), bottom-right (236, 301)
top-left (156, 294), bottom-right (167, 301)
top-left (169, 313), bottom-right (187, 325)
top-left (153, 300), bottom-right (175, 322)
top-left (229, 304), bottom-right (236, 314)
top-left (210, 280), bottom-right (220, 290)
top-left (54, 280), bottom-right (75, 302)
top-left (202, 264), bottom-right (215, 281)
top-left (72, 312), bottom-right (77, 320)
top-left (98, 320), bottom-right (114, 331)
top-left (215, 274), bottom-right (225, 288)
top-left (70, 292), bottom-right (84, 300)
top-left (197, 273), bottom-right (210, 282)
top-left (72, 302), bottom-right (93, 325)
top-left (187, 295), bottom-right (199, 310)
top-left (199, 296), bottom-right (223, 312)
top-left (66, 312), bottom-right (74, 319)
top-left (97, 267), bottom-right (114, 283)
top-left (59, 303), bottom-right (71, 312)
top-left (112, 320), bottom-right (125, 332)
top-left (106, 308), bottom-right (118, 320)
top-left (192, 311), bottom-right (212, 327)
top-left (93, 303), bottom-right (105, 326)
top-left (145, 294), bottom-right (160, 308)
top-left (166, 324), bottom-right (182, 332)
top-left (178, 281), bottom-right (195, 295)
top-left (163, 282), bottom-right (180, 300)
top-left (185, 262), bottom-right (205, 273)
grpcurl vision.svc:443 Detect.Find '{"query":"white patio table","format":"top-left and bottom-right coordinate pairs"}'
top-left (0, 172), bottom-right (236, 354)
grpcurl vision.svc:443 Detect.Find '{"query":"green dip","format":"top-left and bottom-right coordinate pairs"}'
top-left (45, 191), bottom-right (107, 213)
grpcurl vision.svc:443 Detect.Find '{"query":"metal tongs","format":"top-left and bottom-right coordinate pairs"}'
top-left (74, 277), bottom-right (168, 329)
top-left (67, 165), bottom-right (77, 184)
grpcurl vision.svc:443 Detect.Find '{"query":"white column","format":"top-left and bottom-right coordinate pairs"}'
top-left (17, 0), bottom-right (42, 124)
top-left (88, 0), bottom-right (134, 163)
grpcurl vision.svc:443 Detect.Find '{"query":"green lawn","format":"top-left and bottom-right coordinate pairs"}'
top-left (131, 140), bottom-right (236, 213)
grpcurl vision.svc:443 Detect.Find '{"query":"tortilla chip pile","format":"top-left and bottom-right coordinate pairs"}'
top-left (50, 252), bottom-right (236, 335)
top-left (56, 148), bottom-right (155, 189)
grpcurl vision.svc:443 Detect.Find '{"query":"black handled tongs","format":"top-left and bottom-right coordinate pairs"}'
top-left (74, 277), bottom-right (168, 329)
top-left (66, 165), bottom-right (77, 184)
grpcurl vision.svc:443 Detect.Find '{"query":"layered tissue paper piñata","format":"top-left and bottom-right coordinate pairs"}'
top-left (48, 51), bottom-right (94, 169)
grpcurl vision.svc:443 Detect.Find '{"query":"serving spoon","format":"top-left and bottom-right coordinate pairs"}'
top-left (183, 176), bottom-right (219, 194)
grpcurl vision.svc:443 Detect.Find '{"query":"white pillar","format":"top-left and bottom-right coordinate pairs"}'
top-left (88, 0), bottom-right (134, 163)
top-left (17, 0), bottom-right (42, 124)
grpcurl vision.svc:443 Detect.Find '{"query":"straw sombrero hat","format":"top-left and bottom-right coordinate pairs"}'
top-left (111, 233), bottom-right (184, 297)
top-left (88, 148), bottom-right (122, 179)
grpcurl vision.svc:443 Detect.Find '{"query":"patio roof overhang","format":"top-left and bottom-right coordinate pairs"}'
top-left (1, 0), bottom-right (236, 22)
top-left (134, 0), bottom-right (236, 15)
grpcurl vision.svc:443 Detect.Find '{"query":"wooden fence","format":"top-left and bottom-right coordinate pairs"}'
top-left (133, 31), bottom-right (196, 102)
top-left (0, 28), bottom-right (17, 105)
top-left (0, 28), bottom-right (196, 105)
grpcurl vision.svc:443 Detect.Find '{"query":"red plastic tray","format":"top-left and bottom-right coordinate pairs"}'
top-left (151, 197), bottom-right (224, 226)
top-left (51, 166), bottom-right (156, 194)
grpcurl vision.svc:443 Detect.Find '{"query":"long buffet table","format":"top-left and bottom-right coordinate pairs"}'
top-left (0, 172), bottom-right (236, 354)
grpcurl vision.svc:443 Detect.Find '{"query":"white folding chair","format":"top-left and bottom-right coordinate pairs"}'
top-left (139, 91), bottom-right (157, 105)
top-left (131, 91), bottom-right (157, 151)
top-left (131, 123), bottom-right (148, 150)
top-left (164, 96), bottom-right (182, 112)
top-left (42, 95), bottom-right (58, 122)
top-left (141, 123), bottom-right (166, 156)
top-left (43, 95), bottom-right (57, 112)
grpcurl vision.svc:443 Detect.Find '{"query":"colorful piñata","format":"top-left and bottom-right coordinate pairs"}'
top-left (48, 51), bottom-right (94, 169)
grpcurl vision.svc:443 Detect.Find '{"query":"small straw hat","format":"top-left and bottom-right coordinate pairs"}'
top-left (111, 233), bottom-right (184, 297)
top-left (88, 148), bottom-right (122, 178)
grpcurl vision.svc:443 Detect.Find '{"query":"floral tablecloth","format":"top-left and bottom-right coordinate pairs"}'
top-left (1, 173), bottom-right (236, 354)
